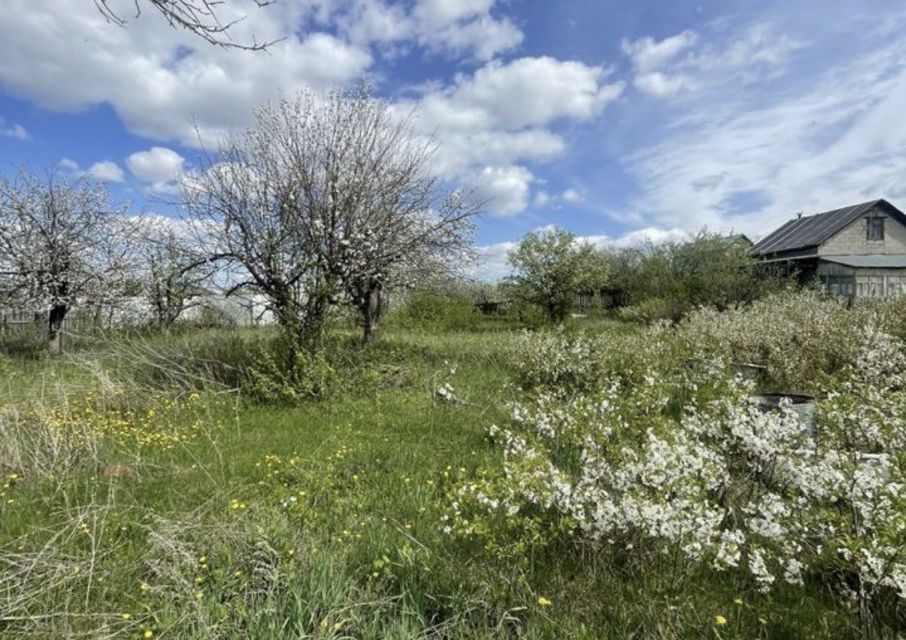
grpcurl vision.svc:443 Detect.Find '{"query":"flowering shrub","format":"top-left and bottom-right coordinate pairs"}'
top-left (448, 307), bottom-right (906, 625)
top-left (678, 290), bottom-right (864, 391)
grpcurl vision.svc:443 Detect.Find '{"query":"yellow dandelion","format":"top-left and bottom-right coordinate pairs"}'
top-left (144, 630), bottom-right (154, 639)
top-left (121, 613), bottom-right (132, 620)
top-left (714, 615), bottom-right (728, 626)
top-left (733, 597), bottom-right (743, 605)
top-left (537, 596), bottom-right (552, 607)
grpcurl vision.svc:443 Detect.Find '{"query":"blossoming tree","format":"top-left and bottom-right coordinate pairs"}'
top-left (186, 86), bottom-right (479, 350)
top-left (0, 170), bottom-right (132, 353)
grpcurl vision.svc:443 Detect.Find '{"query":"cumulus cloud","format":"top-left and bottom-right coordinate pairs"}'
top-left (127, 147), bottom-right (186, 183)
top-left (406, 56), bottom-right (622, 216)
top-left (0, 0), bottom-right (372, 146)
top-left (444, 57), bottom-right (623, 130)
top-left (56, 158), bottom-right (125, 182)
top-left (333, 0), bottom-right (523, 60)
top-left (126, 146), bottom-right (188, 194)
top-left (86, 160), bottom-right (125, 182)
top-left (472, 165), bottom-right (534, 217)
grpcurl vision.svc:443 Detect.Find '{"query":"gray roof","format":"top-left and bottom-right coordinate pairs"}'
top-left (752, 200), bottom-right (885, 256)
top-left (821, 255), bottom-right (906, 269)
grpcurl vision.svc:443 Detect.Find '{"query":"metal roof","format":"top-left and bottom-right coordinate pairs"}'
top-left (752, 200), bottom-right (884, 256)
top-left (821, 254), bottom-right (906, 269)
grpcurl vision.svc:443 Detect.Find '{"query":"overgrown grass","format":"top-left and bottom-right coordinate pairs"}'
top-left (0, 318), bottom-right (883, 638)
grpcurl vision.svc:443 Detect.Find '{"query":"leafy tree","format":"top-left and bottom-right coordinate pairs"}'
top-left (619, 232), bottom-right (786, 321)
top-left (505, 228), bottom-right (606, 322)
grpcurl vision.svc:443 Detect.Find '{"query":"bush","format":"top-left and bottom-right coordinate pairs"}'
top-left (678, 289), bottom-right (865, 391)
top-left (387, 291), bottom-right (479, 332)
top-left (447, 300), bottom-right (906, 632)
top-left (616, 297), bottom-right (671, 324)
top-left (244, 342), bottom-right (338, 404)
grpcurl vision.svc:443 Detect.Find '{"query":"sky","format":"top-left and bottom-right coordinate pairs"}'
top-left (2, 0), bottom-right (906, 279)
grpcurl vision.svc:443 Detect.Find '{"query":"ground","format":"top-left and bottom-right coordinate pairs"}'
top-left (0, 322), bottom-right (870, 639)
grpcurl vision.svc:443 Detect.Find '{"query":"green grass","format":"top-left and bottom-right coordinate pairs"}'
top-left (0, 322), bottom-right (866, 639)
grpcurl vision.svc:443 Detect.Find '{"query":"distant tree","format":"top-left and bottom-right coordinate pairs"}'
top-left (133, 217), bottom-right (215, 330)
top-left (622, 231), bottom-right (784, 321)
top-left (93, 0), bottom-right (278, 50)
top-left (505, 228), bottom-right (606, 322)
top-left (0, 171), bottom-right (131, 353)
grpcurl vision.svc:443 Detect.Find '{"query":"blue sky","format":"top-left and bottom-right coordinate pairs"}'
top-left (2, 0), bottom-right (906, 278)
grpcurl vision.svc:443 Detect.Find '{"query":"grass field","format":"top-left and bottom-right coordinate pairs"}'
top-left (0, 320), bottom-right (882, 638)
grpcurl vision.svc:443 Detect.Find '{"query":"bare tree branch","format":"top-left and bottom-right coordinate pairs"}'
top-left (92, 0), bottom-right (281, 50)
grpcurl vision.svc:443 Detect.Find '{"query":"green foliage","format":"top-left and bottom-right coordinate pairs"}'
top-left (612, 232), bottom-right (789, 322)
top-left (387, 290), bottom-right (479, 332)
top-left (505, 228), bottom-right (608, 323)
top-left (245, 342), bottom-right (339, 403)
top-left (5, 312), bottom-right (906, 638)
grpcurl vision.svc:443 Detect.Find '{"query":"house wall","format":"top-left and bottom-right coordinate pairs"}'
top-left (853, 269), bottom-right (906, 299)
top-left (816, 261), bottom-right (906, 299)
top-left (819, 204), bottom-right (906, 255)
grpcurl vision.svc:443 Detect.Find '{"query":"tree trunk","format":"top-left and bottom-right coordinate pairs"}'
top-left (47, 303), bottom-right (68, 355)
top-left (361, 286), bottom-right (383, 345)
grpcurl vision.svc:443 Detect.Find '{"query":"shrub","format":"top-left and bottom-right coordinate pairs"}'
top-left (387, 291), bottom-right (478, 332)
top-left (448, 303), bottom-right (906, 632)
top-left (678, 289), bottom-right (864, 391)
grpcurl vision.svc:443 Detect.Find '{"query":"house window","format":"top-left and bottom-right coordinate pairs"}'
top-left (866, 216), bottom-right (885, 241)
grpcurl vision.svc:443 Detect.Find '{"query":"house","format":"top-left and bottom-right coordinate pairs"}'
top-left (752, 199), bottom-right (906, 299)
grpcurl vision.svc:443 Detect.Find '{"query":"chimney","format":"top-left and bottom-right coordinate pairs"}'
top-left (797, 212), bottom-right (803, 219)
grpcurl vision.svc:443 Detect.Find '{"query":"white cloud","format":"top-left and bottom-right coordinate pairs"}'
top-left (405, 56), bottom-right (622, 216)
top-left (55, 157), bottom-right (125, 182)
top-left (0, 0), bottom-right (372, 147)
top-left (86, 160), bottom-right (125, 182)
top-left (1, 121), bottom-right (30, 140)
top-left (333, 0), bottom-right (522, 60)
top-left (622, 30), bottom-right (697, 73)
top-left (445, 57), bottom-right (623, 130)
top-left (127, 146), bottom-right (186, 183)
top-left (621, 19), bottom-right (906, 239)
top-left (623, 24), bottom-right (798, 99)
top-left (561, 188), bottom-right (582, 203)
top-left (533, 191), bottom-right (551, 208)
top-left (472, 165), bottom-right (534, 217)
top-left (633, 71), bottom-right (695, 98)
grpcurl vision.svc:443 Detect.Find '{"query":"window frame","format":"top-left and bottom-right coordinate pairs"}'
top-left (866, 216), bottom-right (885, 241)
